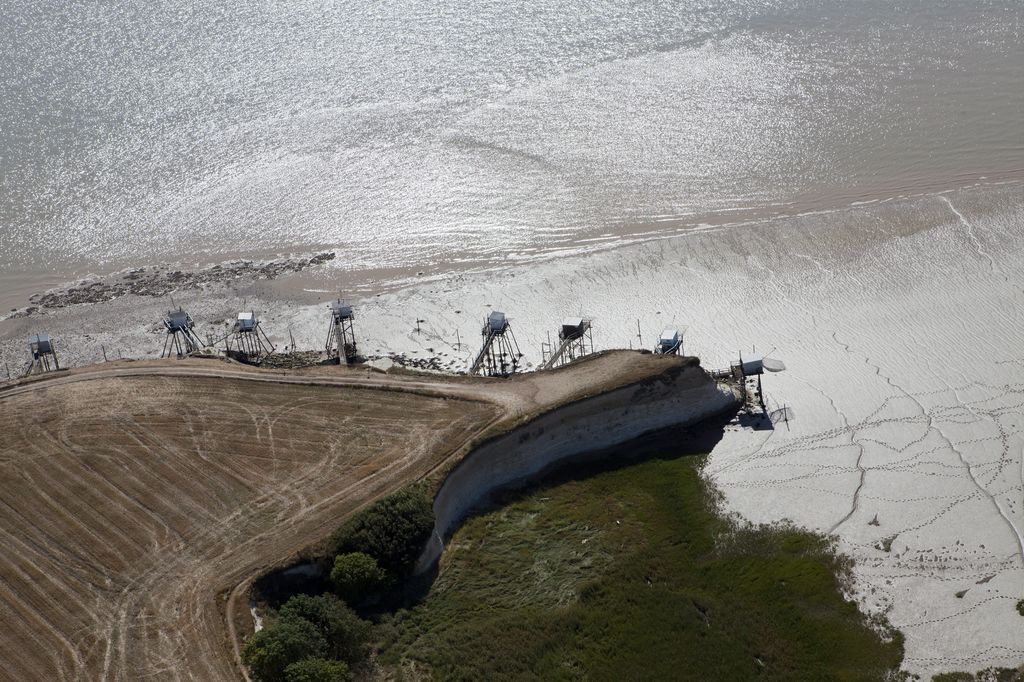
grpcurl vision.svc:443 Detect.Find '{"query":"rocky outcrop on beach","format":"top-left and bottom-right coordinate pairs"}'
top-left (257, 351), bottom-right (328, 369)
top-left (14, 252), bottom-right (336, 316)
top-left (365, 353), bottom-right (450, 373)
top-left (259, 351), bottom-right (452, 373)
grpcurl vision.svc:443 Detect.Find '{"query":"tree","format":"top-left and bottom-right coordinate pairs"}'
top-left (331, 552), bottom-right (385, 604)
top-left (243, 617), bottom-right (327, 682)
top-left (278, 594), bottom-right (371, 664)
top-left (284, 657), bottom-right (352, 682)
top-left (331, 485), bottom-right (435, 576)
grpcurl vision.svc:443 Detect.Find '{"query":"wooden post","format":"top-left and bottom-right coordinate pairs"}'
top-left (636, 319), bottom-right (643, 348)
top-left (101, 345), bottom-right (108, 362)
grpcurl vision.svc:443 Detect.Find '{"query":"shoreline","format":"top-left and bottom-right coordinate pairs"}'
top-left (2, 174), bottom-right (1020, 318)
top-left (3, 180), bottom-right (1017, 374)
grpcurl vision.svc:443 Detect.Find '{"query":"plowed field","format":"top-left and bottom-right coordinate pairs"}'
top-left (0, 372), bottom-right (496, 681)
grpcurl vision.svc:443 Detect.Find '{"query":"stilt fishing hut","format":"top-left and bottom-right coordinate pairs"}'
top-left (161, 308), bottom-right (204, 358)
top-left (540, 317), bottom-right (593, 369)
top-left (227, 311), bottom-right (275, 364)
top-left (730, 352), bottom-right (786, 409)
top-left (26, 333), bottom-right (59, 375)
top-left (654, 328), bottom-right (685, 355)
top-left (469, 310), bottom-right (522, 377)
top-left (325, 299), bottom-right (358, 364)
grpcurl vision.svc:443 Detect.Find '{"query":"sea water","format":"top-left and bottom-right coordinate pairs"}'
top-left (0, 0), bottom-right (1020, 293)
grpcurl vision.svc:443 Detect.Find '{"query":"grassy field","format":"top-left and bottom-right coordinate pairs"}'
top-left (374, 455), bottom-right (905, 681)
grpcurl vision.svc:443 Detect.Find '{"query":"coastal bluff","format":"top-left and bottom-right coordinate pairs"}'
top-left (419, 355), bottom-right (739, 571)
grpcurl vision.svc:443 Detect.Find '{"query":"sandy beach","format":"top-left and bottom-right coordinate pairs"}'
top-left (2, 180), bottom-right (1022, 676)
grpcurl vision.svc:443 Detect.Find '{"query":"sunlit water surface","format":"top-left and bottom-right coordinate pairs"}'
top-left (0, 0), bottom-right (1021, 285)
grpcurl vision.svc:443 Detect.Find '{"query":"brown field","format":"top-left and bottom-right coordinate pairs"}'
top-left (0, 352), bottom-right (685, 681)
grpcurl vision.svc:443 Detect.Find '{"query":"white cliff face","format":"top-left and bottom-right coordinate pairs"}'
top-left (418, 364), bottom-right (738, 571)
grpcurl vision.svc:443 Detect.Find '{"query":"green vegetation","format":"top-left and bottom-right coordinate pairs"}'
top-left (243, 615), bottom-right (328, 682)
top-left (278, 594), bottom-right (370, 663)
top-left (1016, 599), bottom-right (1024, 617)
top-left (331, 485), bottom-right (434, 577)
top-left (247, 486), bottom-right (437, 681)
top-left (373, 456), bottom-right (905, 680)
top-left (331, 552), bottom-right (386, 604)
top-left (283, 658), bottom-right (352, 682)
top-left (244, 594), bottom-right (369, 682)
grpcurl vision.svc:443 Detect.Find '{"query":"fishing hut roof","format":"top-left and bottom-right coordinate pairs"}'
top-left (561, 317), bottom-right (587, 339)
top-left (659, 329), bottom-right (681, 343)
top-left (166, 310), bottom-right (192, 331)
top-left (29, 333), bottom-right (53, 353)
top-left (487, 310), bottom-right (508, 333)
top-left (237, 311), bottom-right (257, 331)
top-left (740, 354), bottom-right (764, 375)
top-left (330, 300), bottom-right (353, 320)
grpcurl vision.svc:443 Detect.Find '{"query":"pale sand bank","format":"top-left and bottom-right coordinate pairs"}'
top-left (1, 182), bottom-right (1022, 676)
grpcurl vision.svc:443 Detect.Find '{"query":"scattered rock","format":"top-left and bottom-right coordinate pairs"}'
top-left (18, 252), bottom-right (336, 314)
top-left (260, 351), bottom-right (327, 369)
top-left (364, 353), bottom-right (449, 373)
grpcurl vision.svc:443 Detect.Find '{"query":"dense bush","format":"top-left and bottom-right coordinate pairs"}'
top-left (283, 657), bottom-right (352, 682)
top-left (245, 487), bottom-right (436, 681)
top-left (331, 552), bottom-right (386, 603)
top-left (277, 594), bottom-right (370, 664)
top-left (243, 617), bottom-right (327, 682)
top-left (331, 485), bottom-right (435, 576)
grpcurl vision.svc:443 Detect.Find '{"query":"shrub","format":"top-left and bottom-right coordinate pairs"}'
top-left (1017, 599), bottom-right (1024, 617)
top-left (243, 617), bottom-right (327, 682)
top-left (278, 594), bottom-right (371, 664)
top-left (284, 657), bottom-right (352, 682)
top-left (332, 486), bottom-right (435, 576)
top-left (331, 552), bottom-right (386, 603)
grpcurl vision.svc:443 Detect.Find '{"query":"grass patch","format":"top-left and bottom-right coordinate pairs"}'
top-left (373, 455), bottom-right (904, 680)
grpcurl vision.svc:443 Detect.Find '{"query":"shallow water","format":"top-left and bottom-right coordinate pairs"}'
top-left (1, 0), bottom-right (1021, 286)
